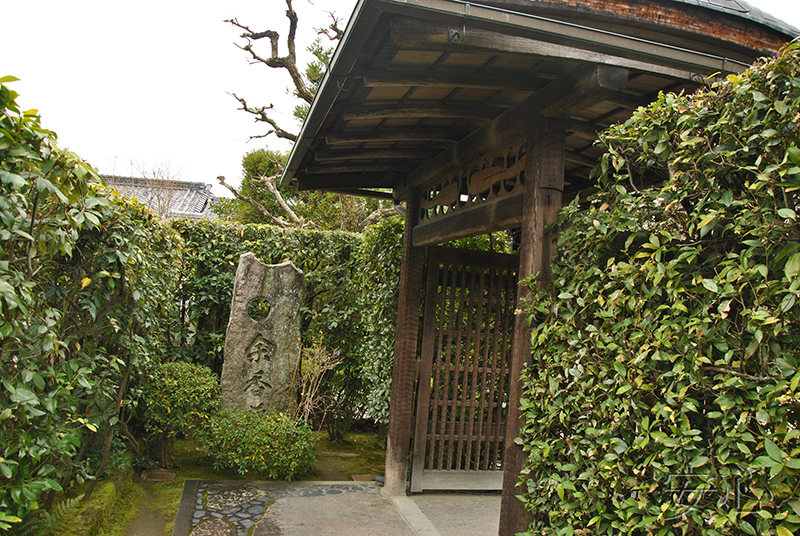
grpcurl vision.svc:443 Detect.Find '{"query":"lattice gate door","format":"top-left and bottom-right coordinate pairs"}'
top-left (410, 247), bottom-right (519, 492)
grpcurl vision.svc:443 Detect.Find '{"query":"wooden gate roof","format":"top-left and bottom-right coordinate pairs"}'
top-left (280, 0), bottom-right (798, 202)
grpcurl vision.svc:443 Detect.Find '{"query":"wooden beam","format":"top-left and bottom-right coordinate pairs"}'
top-left (384, 190), bottom-right (425, 496)
top-left (296, 172), bottom-right (396, 191)
top-left (499, 117), bottom-right (565, 536)
top-left (304, 163), bottom-right (416, 175)
top-left (389, 16), bottom-right (716, 78)
top-left (565, 150), bottom-right (599, 169)
top-left (564, 175), bottom-right (596, 197)
top-left (342, 103), bottom-right (506, 121)
top-left (408, 63), bottom-right (627, 191)
top-left (412, 193), bottom-right (523, 247)
top-left (603, 92), bottom-right (652, 111)
top-left (320, 188), bottom-right (395, 200)
top-left (564, 169), bottom-right (592, 187)
top-left (565, 118), bottom-right (604, 138)
top-left (326, 129), bottom-right (464, 145)
top-left (363, 69), bottom-right (548, 91)
top-left (314, 148), bottom-right (437, 163)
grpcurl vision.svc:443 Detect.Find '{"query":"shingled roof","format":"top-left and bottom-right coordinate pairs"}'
top-left (101, 175), bottom-right (219, 220)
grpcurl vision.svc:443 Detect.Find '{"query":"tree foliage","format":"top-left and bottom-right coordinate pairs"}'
top-left (518, 44), bottom-right (800, 535)
top-left (0, 77), bottom-right (180, 529)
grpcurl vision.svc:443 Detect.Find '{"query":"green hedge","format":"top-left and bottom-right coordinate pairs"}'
top-left (518, 44), bottom-right (800, 535)
top-left (170, 218), bottom-right (367, 435)
top-left (0, 77), bottom-right (180, 529)
top-left (356, 217), bottom-right (405, 423)
top-left (170, 219), bottom-right (362, 366)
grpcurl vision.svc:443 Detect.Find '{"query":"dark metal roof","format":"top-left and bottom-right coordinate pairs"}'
top-left (280, 0), bottom-right (796, 199)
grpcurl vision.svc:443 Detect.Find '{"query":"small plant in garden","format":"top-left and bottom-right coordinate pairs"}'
top-left (292, 338), bottom-right (343, 426)
top-left (141, 362), bottom-right (219, 468)
top-left (197, 410), bottom-right (315, 480)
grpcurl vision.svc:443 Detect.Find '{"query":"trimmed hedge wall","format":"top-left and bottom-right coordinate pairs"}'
top-left (518, 44), bottom-right (800, 535)
top-left (169, 218), bottom-right (367, 434)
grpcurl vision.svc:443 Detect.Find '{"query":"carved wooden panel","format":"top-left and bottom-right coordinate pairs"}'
top-left (418, 137), bottom-right (527, 225)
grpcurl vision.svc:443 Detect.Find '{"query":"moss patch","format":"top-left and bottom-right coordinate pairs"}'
top-left (54, 469), bottom-right (140, 536)
top-left (299, 432), bottom-right (386, 481)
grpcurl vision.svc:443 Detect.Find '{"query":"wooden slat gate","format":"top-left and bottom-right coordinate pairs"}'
top-left (410, 247), bottom-right (518, 492)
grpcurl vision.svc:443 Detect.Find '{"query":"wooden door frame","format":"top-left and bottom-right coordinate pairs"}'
top-left (409, 246), bottom-right (518, 492)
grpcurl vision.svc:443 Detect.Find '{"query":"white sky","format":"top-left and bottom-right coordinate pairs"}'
top-left (1, 0), bottom-right (799, 197)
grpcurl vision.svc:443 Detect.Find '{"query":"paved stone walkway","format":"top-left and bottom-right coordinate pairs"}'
top-left (173, 481), bottom-right (501, 536)
top-left (177, 482), bottom-right (383, 536)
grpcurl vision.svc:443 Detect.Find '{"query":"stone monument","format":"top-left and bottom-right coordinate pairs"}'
top-left (220, 253), bottom-right (304, 414)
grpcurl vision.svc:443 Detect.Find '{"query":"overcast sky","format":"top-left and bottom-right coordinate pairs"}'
top-left (1, 0), bottom-right (799, 197)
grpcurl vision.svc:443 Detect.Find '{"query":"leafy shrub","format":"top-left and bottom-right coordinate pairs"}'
top-left (141, 362), bottom-right (219, 466)
top-left (518, 44), bottom-right (800, 535)
top-left (357, 217), bottom-right (404, 423)
top-left (1, 77), bottom-right (180, 528)
top-left (197, 410), bottom-right (315, 479)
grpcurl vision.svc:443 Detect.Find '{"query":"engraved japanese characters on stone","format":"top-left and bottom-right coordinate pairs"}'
top-left (244, 335), bottom-right (275, 410)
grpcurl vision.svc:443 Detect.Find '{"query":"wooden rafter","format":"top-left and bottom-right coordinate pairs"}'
top-left (326, 128), bottom-right (464, 145)
top-left (297, 172), bottom-right (400, 191)
top-left (342, 103), bottom-right (508, 121)
top-left (314, 148), bottom-right (438, 163)
top-left (363, 69), bottom-right (550, 91)
top-left (407, 63), bottom-right (628, 192)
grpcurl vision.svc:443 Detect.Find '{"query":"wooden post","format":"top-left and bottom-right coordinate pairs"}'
top-left (384, 188), bottom-right (425, 496)
top-left (498, 117), bottom-right (565, 535)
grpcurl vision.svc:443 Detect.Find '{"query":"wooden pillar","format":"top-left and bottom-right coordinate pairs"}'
top-left (384, 188), bottom-right (424, 496)
top-left (499, 117), bottom-right (565, 535)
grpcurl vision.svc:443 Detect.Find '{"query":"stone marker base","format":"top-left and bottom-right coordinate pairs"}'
top-left (142, 470), bottom-right (177, 482)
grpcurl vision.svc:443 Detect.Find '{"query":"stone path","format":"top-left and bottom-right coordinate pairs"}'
top-left (177, 481), bottom-right (385, 536)
top-left (173, 480), bottom-right (501, 536)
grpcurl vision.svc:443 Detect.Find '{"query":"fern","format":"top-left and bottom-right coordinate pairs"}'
top-left (6, 495), bottom-right (85, 536)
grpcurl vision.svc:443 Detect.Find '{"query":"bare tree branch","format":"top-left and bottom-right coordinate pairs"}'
top-left (253, 153), bottom-right (311, 228)
top-left (227, 1), bottom-right (393, 232)
top-left (357, 208), bottom-right (399, 232)
top-left (218, 152), bottom-right (315, 229)
top-left (260, 173), bottom-right (308, 228)
top-left (231, 93), bottom-right (298, 142)
top-left (216, 175), bottom-right (290, 228)
top-left (315, 12), bottom-right (344, 41)
top-left (226, 0), bottom-right (314, 104)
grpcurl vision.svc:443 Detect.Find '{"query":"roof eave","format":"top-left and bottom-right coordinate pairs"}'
top-left (280, 0), bottom-right (775, 188)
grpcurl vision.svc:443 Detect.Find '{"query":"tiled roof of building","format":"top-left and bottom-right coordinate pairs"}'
top-left (673, 0), bottom-right (799, 37)
top-left (101, 175), bottom-right (219, 220)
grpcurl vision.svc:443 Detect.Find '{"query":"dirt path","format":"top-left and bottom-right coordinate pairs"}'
top-left (126, 482), bottom-right (170, 536)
